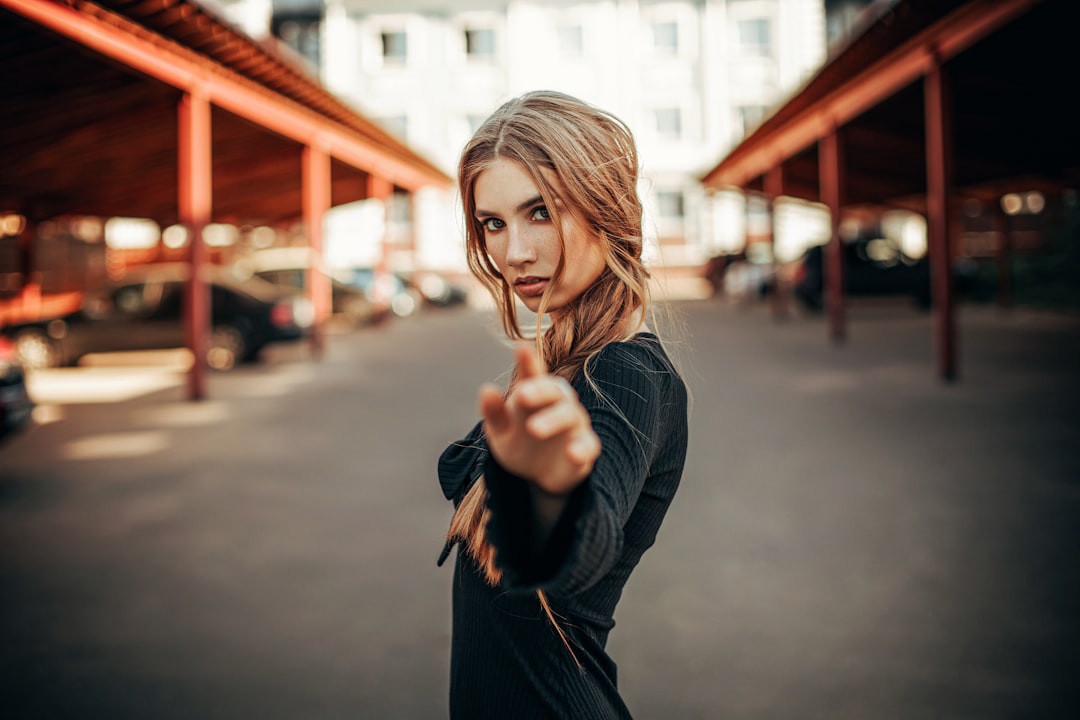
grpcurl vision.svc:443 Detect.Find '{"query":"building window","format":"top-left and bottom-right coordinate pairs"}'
top-left (466, 114), bottom-right (486, 134)
top-left (273, 14), bottom-right (322, 70)
top-left (652, 20), bottom-right (678, 55)
top-left (465, 27), bottom-right (495, 59)
top-left (655, 108), bottom-right (682, 141)
top-left (380, 115), bottom-right (408, 140)
top-left (739, 105), bottom-right (767, 134)
top-left (738, 18), bottom-right (771, 56)
top-left (557, 24), bottom-right (583, 59)
top-left (826, 2), bottom-right (869, 47)
top-left (657, 191), bottom-right (685, 220)
top-left (381, 30), bottom-right (407, 64)
top-left (388, 192), bottom-right (411, 223)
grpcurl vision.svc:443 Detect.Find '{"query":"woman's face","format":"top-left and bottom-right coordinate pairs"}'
top-left (473, 158), bottom-right (606, 314)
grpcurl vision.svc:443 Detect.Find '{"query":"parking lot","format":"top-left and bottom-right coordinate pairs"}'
top-left (2, 298), bottom-right (1079, 719)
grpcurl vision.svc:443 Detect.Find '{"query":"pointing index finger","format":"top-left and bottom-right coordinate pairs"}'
top-left (514, 343), bottom-right (547, 380)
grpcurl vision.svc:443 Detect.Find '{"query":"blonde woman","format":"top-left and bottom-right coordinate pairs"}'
top-left (438, 91), bottom-right (689, 719)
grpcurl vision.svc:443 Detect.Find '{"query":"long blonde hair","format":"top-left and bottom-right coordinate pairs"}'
top-left (449, 91), bottom-right (651, 664)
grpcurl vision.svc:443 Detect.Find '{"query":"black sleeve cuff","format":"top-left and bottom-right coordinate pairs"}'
top-left (483, 452), bottom-right (588, 590)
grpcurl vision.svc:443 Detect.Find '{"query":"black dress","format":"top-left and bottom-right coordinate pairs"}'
top-left (438, 333), bottom-right (689, 719)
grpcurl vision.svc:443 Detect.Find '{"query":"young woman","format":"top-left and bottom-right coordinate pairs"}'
top-left (437, 91), bottom-right (689, 719)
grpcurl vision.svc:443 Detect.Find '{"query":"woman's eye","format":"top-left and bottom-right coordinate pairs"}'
top-left (531, 206), bottom-right (550, 221)
top-left (481, 218), bottom-right (505, 232)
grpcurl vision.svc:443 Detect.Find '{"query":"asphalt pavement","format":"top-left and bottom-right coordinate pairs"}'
top-left (1, 297), bottom-right (1078, 719)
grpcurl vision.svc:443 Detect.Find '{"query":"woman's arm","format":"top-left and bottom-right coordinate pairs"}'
top-left (479, 343), bottom-right (600, 522)
top-left (481, 341), bottom-right (671, 593)
top-left (527, 484), bottom-right (571, 552)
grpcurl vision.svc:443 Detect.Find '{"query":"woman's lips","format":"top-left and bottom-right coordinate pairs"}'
top-left (514, 277), bottom-right (549, 298)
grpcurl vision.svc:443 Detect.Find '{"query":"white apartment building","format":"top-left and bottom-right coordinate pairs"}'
top-left (210, 0), bottom-right (828, 273)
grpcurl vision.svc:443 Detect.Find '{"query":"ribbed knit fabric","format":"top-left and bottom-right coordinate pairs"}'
top-left (437, 333), bottom-right (688, 719)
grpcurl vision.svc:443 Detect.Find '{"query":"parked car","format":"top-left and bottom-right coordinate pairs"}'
top-left (791, 242), bottom-right (932, 311)
top-left (252, 266), bottom-right (374, 327)
top-left (334, 267), bottom-right (422, 319)
top-left (244, 247), bottom-right (375, 327)
top-left (400, 270), bottom-right (470, 308)
top-left (1, 263), bottom-right (306, 370)
top-left (723, 259), bottom-right (776, 303)
top-left (703, 250), bottom-right (747, 296)
top-left (0, 335), bottom-right (34, 443)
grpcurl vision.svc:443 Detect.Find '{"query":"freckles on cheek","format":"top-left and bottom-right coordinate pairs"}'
top-left (484, 245), bottom-right (507, 276)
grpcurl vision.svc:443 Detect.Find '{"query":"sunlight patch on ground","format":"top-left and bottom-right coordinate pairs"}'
top-left (32, 404), bottom-right (64, 425)
top-left (27, 367), bottom-right (185, 404)
top-left (79, 349), bottom-right (193, 369)
top-left (217, 364), bottom-right (318, 398)
top-left (62, 431), bottom-right (170, 460)
top-left (132, 401), bottom-right (230, 427)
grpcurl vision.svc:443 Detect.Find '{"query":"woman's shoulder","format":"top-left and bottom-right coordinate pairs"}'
top-left (590, 332), bottom-right (677, 373)
top-left (578, 332), bottom-right (684, 395)
top-left (574, 332), bottom-right (687, 440)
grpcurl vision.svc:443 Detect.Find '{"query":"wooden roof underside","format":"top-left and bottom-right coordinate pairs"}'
top-left (702, 0), bottom-right (1078, 211)
top-left (0, 0), bottom-right (450, 226)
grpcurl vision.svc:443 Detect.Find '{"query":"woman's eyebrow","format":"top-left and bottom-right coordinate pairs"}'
top-left (475, 195), bottom-right (545, 218)
top-left (515, 195), bottom-right (544, 212)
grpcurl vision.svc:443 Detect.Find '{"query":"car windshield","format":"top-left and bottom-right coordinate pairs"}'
top-left (101, 263), bottom-right (287, 304)
top-left (211, 272), bottom-right (286, 303)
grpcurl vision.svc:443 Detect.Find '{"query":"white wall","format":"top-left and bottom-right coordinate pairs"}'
top-left (215, 0), bottom-right (830, 272)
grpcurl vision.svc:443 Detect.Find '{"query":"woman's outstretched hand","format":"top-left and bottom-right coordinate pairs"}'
top-left (480, 344), bottom-right (601, 497)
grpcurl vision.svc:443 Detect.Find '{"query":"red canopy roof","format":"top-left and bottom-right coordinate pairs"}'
top-left (701, 0), bottom-right (1076, 211)
top-left (1, 0), bottom-right (451, 225)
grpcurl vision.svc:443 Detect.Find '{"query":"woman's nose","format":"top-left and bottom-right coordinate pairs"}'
top-left (505, 225), bottom-right (536, 268)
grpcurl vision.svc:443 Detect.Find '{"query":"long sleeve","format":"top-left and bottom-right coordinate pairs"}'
top-left (443, 333), bottom-right (688, 717)
top-left (483, 337), bottom-right (683, 597)
top-left (437, 420), bottom-right (487, 505)
top-left (436, 421), bottom-right (488, 566)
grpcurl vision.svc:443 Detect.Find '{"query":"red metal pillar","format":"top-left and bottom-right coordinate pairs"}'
top-left (819, 127), bottom-right (846, 344)
top-left (367, 174), bottom-right (393, 267)
top-left (15, 218), bottom-right (40, 318)
top-left (740, 192), bottom-right (752, 255)
top-left (303, 144), bottom-right (331, 357)
top-left (366, 174), bottom-right (393, 319)
top-left (178, 90), bottom-right (211, 401)
top-left (764, 165), bottom-right (787, 320)
top-left (925, 54), bottom-right (957, 381)
top-left (406, 191), bottom-right (420, 267)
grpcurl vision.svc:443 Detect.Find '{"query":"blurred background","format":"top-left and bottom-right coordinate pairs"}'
top-left (1, 0), bottom-right (1078, 718)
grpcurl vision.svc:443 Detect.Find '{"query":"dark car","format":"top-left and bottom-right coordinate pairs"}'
top-left (0, 335), bottom-right (34, 443)
top-left (1, 263), bottom-right (306, 371)
top-left (244, 247), bottom-right (379, 327)
top-left (791, 242), bottom-right (933, 311)
top-left (402, 270), bottom-right (470, 308)
top-left (335, 267), bottom-right (421, 319)
top-left (253, 266), bottom-right (375, 327)
top-left (703, 250), bottom-right (747, 295)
